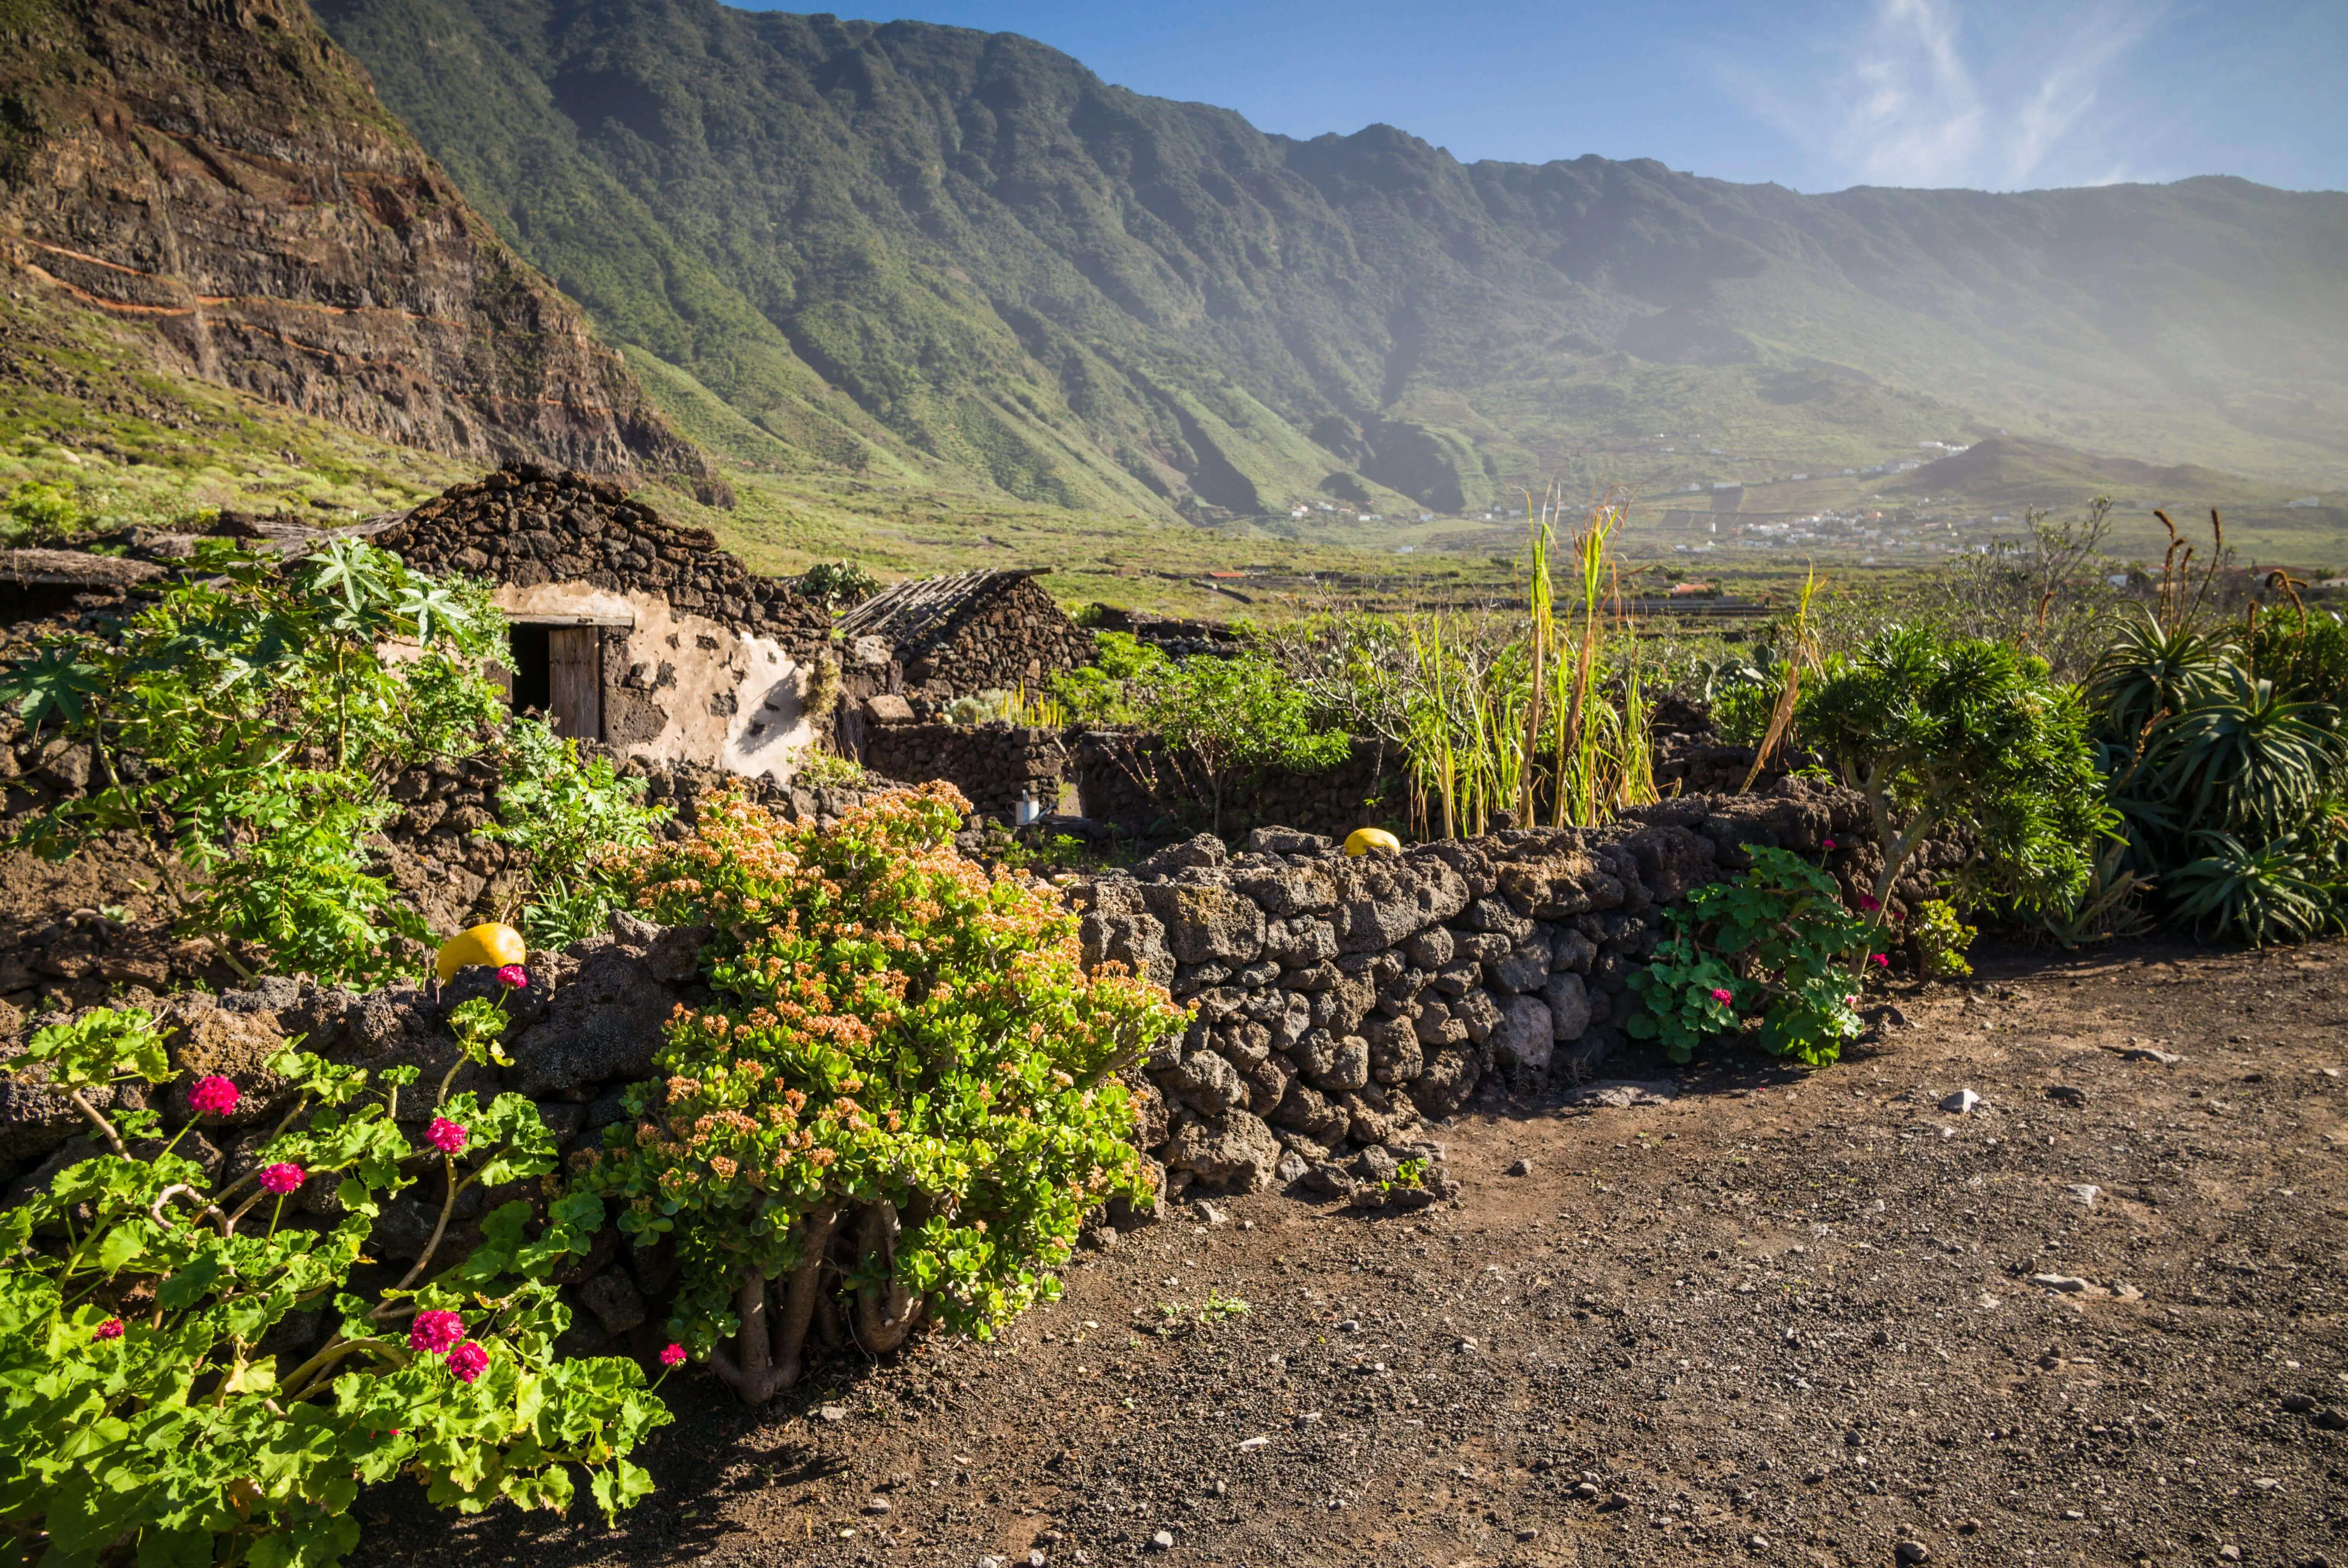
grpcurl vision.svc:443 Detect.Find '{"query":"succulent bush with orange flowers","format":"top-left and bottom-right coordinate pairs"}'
top-left (575, 782), bottom-right (1185, 1403)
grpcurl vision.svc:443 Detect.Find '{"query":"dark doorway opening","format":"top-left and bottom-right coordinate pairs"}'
top-left (507, 624), bottom-right (552, 714)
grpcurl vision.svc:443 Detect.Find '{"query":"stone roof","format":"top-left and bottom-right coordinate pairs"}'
top-left (376, 466), bottom-right (829, 645)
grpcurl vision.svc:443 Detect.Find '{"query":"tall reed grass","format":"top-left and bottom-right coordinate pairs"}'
top-left (1272, 491), bottom-right (1668, 839)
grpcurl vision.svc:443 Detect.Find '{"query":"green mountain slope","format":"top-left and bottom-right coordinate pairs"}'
top-left (318, 0), bottom-right (2348, 525)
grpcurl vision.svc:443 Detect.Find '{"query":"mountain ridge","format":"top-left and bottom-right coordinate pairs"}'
top-left (311, 0), bottom-right (2347, 527)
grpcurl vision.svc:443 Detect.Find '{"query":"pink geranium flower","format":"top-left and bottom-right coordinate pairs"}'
top-left (446, 1341), bottom-right (489, 1383)
top-left (1822, 839), bottom-right (1837, 851)
top-left (409, 1309), bottom-right (466, 1355)
top-left (660, 1342), bottom-right (687, 1368)
top-left (258, 1163), bottom-right (305, 1195)
top-left (1858, 895), bottom-right (1881, 912)
top-left (496, 965), bottom-right (528, 990)
top-left (1871, 953), bottom-right (1890, 968)
top-left (1709, 988), bottom-right (1734, 1004)
top-left (188, 1076), bottom-right (240, 1117)
top-left (426, 1117), bottom-right (468, 1154)
top-left (94, 1318), bottom-right (124, 1341)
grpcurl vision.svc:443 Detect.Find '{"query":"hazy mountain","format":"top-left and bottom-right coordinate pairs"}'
top-left (309, 0), bottom-right (2348, 525)
top-left (0, 0), bottom-right (713, 489)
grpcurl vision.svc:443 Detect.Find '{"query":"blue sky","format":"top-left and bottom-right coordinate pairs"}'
top-left (746, 0), bottom-right (2346, 192)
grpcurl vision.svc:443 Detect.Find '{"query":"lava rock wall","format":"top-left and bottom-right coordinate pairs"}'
top-left (857, 720), bottom-right (1068, 824)
top-left (1076, 780), bottom-right (1872, 1199)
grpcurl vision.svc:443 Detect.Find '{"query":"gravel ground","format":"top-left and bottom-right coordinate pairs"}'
top-left (356, 935), bottom-right (2348, 1568)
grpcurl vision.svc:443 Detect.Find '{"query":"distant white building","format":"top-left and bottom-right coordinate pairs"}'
top-left (2289, 496), bottom-right (2323, 508)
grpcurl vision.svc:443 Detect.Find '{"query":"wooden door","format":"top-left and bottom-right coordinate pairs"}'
top-left (547, 627), bottom-right (602, 741)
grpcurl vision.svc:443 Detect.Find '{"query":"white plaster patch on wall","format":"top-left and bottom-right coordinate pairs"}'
top-left (724, 635), bottom-right (818, 783)
top-left (488, 582), bottom-right (819, 783)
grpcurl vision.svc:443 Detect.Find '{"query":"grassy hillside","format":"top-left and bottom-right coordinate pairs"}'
top-left (314, 0), bottom-right (2348, 538)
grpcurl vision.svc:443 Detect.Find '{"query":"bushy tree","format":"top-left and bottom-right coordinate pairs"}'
top-left (0, 541), bottom-right (507, 985)
top-left (1796, 627), bottom-right (2108, 915)
top-left (577, 783), bottom-right (1183, 1403)
top-left (1135, 652), bottom-right (1350, 835)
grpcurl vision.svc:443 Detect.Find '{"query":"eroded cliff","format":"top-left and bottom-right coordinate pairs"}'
top-left (0, 0), bottom-right (718, 490)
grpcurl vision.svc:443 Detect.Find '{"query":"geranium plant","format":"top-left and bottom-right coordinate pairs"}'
top-left (578, 782), bottom-right (1185, 1403)
top-left (1627, 847), bottom-right (1879, 1067)
top-left (0, 994), bottom-right (670, 1568)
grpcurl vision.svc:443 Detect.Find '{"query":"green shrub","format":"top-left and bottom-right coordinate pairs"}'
top-left (1910, 899), bottom-right (1977, 979)
top-left (0, 540), bottom-right (508, 985)
top-left (1796, 627), bottom-right (2108, 915)
top-left (791, 749), bottom-right (869, 788)
top-left (576, 782), bottom-right (1183, 1404)
top-left (0, 1000), bottom-right (669, 1568)
top-left (792, 560), bottom-right (880, 608)
top-left (1627, 848), bottom-right (1878, 1067)
top-left (483, 718), bottom-right (668, 949)
top-left (1046, 630), bottom-right (1168, 727)
top-left (1, 480), bottom-right (82, 544)
top-left (1134, 652), bottom-right (1350, 836)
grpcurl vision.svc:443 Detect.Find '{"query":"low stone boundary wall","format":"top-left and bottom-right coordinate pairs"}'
top-left (1070, 732), bottom-right (1408, 842)
top-left (1075, 778), bottom-right (1869, 1199)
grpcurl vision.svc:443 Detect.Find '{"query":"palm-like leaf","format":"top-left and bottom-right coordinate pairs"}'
top-left (0, 645), bottom-right (105, 727)
top-left (2085, 613), bottom-right (2235, 745)
top-left (2143, 668), bottom-right (2339, 836)
top-left (2167, 831), bottom-right (2339, 946)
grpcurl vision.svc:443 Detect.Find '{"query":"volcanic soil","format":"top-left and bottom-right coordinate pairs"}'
top-left (356, 936), bottom-right (2348, 1568)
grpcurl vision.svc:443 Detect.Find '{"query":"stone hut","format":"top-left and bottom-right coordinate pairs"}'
top-left (376, 466), bottom-right (835, 781)
top-left (834, 568), bottom-right (1094, 717)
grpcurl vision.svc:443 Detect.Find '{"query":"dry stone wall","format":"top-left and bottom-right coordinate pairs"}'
top-left (1076, 779), bottom-right (1872, 1201)
top-left (857, 720), bottom-right (1068, 824)
top-left (1072, 732), bottom-right (1409, 843)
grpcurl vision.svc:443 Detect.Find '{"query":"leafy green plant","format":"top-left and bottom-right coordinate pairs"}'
top-left (1627, 848), bottom-right (1878, 1067)
top-left (0, 997), bottom-right (671, 1568)
top-left (1046, 631), bottom-right (1169, 728)
top-left (576, 782), bottom-right (1185, 1404)
top-left (0, 540), bottom-right (508, 985)
top-left (2165, 830), bottom-right (2339, 945)
top-left (2086, 605), bottom-right (2348, 944)
top-left (791, 749), bottom-right (869, 789)
top-left (1796, 626), bottom-right (2108, 916)
top-left (1133, 653), bottom-right (1350, 836)
top-left (792, 560), bottom-right (880, 608)
top-left (1910, 899), bottom-right (1976, 979)
top-left (1, 480), bottom-right (81, 545)
top-left (482, 718), bottom-right (668, 948)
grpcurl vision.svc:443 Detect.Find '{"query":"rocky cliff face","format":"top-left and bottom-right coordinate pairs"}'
top-left (0, 0), bottom-right (717, 491)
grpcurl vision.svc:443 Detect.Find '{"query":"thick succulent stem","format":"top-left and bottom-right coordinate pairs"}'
top-left (853, 1201), bottom-right (920, 1355)
top-left (769, 1205), bottom-right (839, 1395)
top-left (706, 1264), bottom-right (775, 1404)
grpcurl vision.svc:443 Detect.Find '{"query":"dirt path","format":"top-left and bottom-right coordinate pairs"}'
top-left (358, 936), bottom-right (2348, 1568)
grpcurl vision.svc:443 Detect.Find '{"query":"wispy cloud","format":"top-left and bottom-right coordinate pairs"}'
top-left (1720, 0), bottom-right (2161, 190)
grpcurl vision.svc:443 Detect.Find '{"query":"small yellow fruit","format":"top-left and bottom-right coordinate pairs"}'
top-left (1344, 827), bottom-right (1403, 857)
top-left (434, 921), bottom-right (528, 984)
